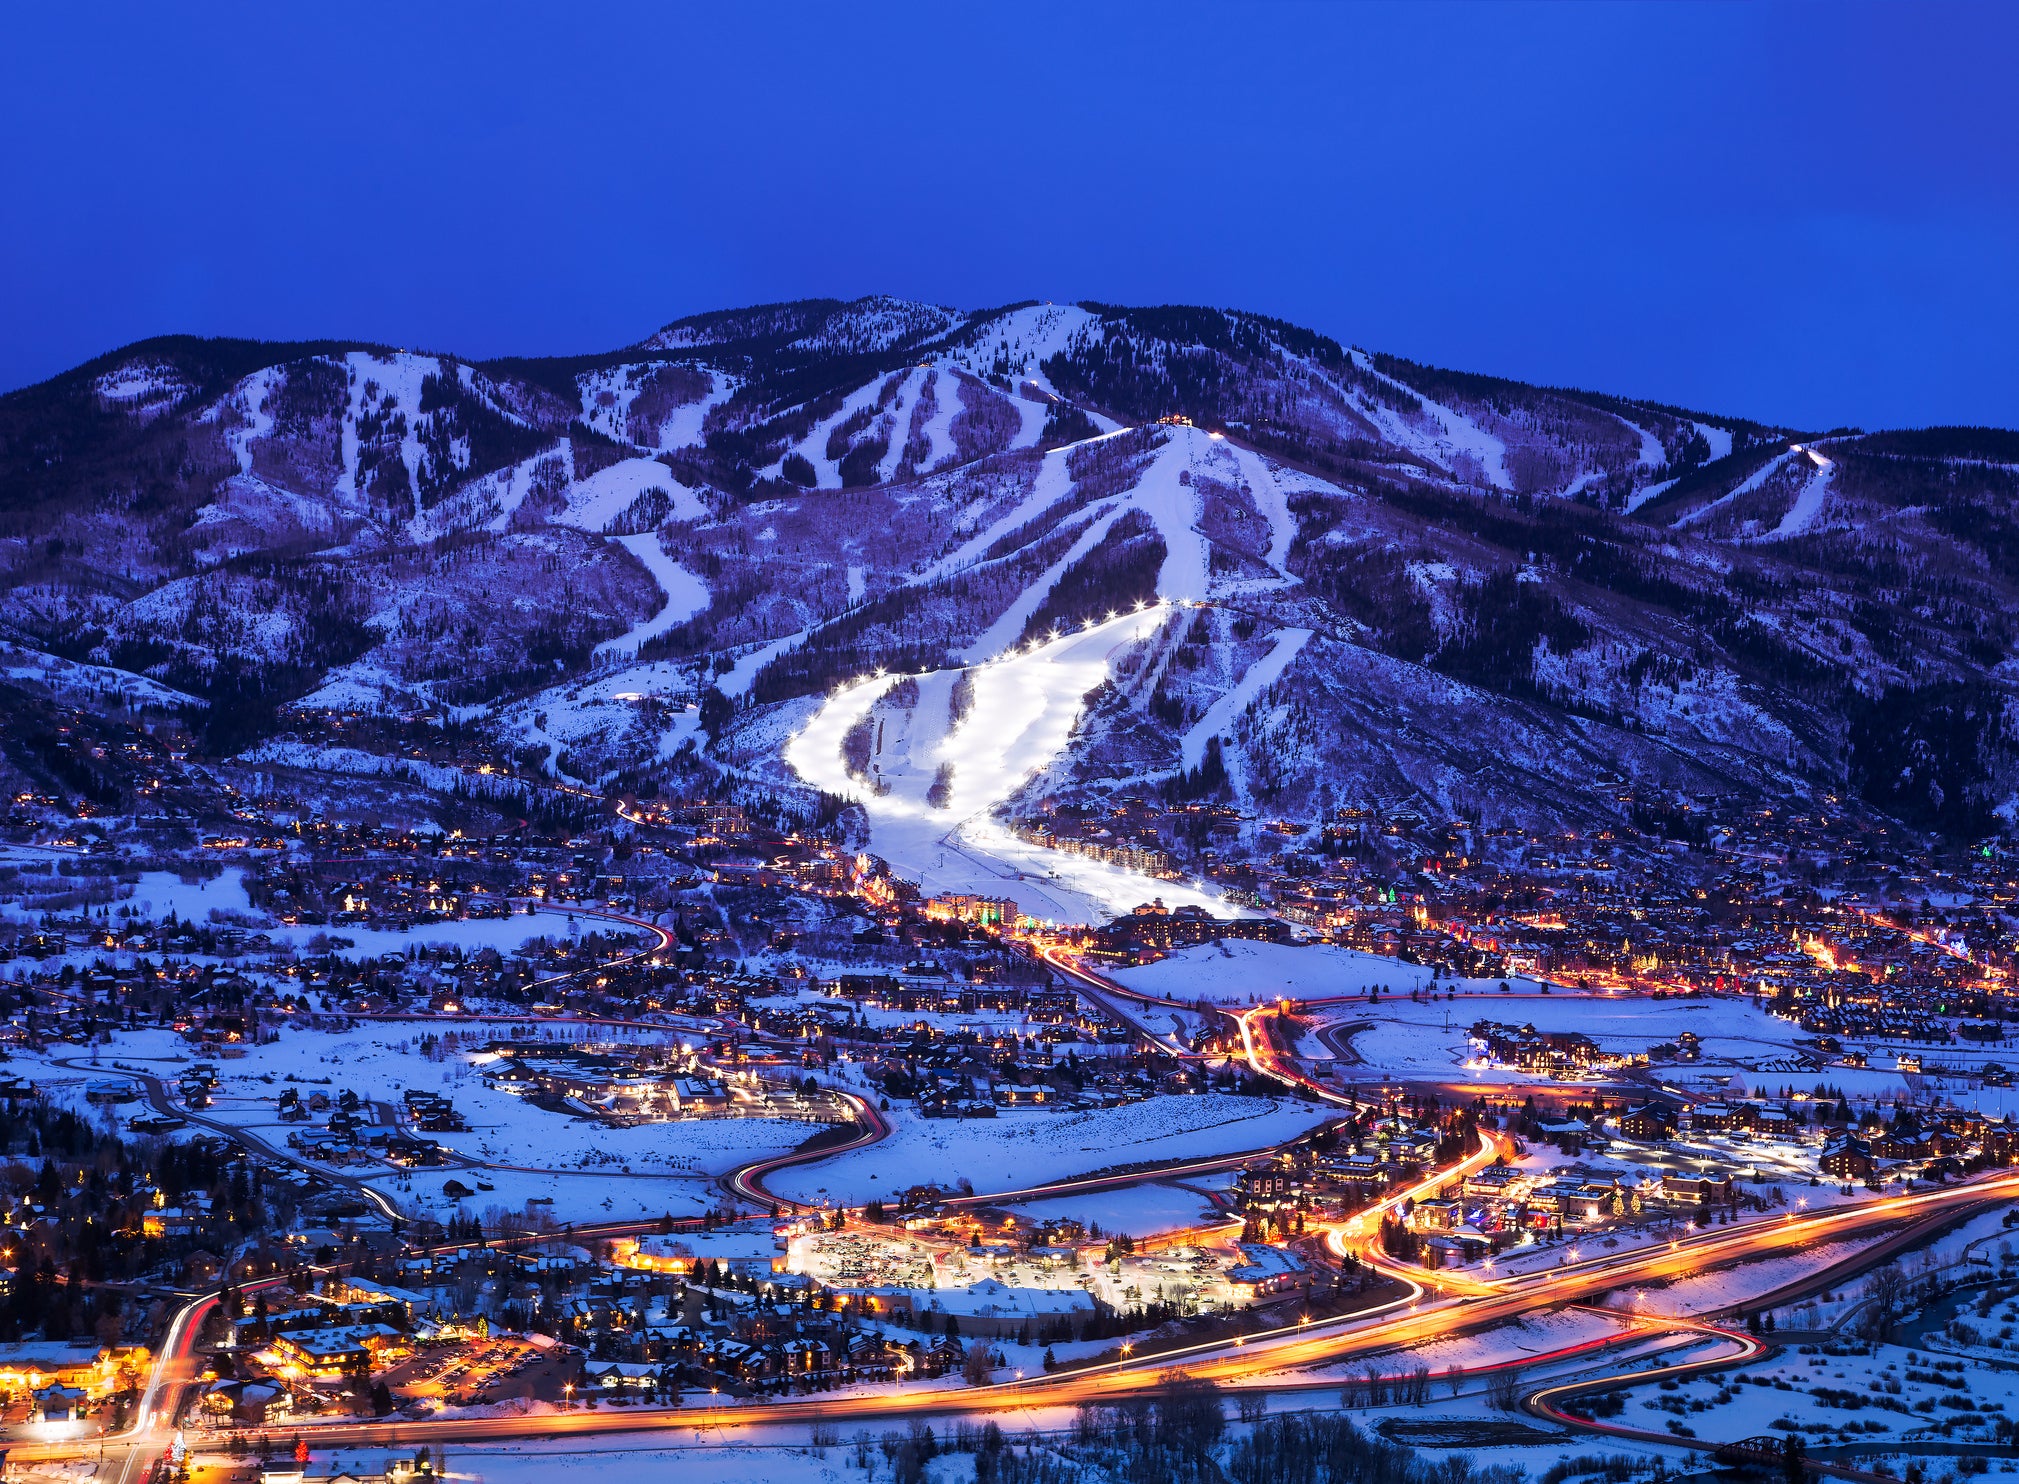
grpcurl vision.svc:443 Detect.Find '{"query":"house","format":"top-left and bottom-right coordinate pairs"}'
top-left (1461, 1164), bottom-right (1531, 1200)
top-left (1530, 1179), bottom-right (1624, 1223)
top-left (1617, 1103), bottom-right (1676, 1141)
top-left (1661, 1172), bottom-right (1735, 1206)
top-left (33, 1382), bottom-right (89, 1420)
top-left (143, 1206), bottom-right (197, 1237)
top-left (1690, 1101), bottom-right (1765, 1135)
top-left (1410, 1199), bottom-right (1461, 1231)
top-left (0, 1341), bottom-right (144, 1399)
top-left (203, 1378), bottom-right (284, 1423)
top-left (267, 1323), bottom-right (410, 1379)
top-left (1820, 1136), bottom-right (1876, 1180)
top-left (1422, 1232), bottom-right (1493, 1267)
top-left (587, 1360), bottom-right (661, 1392)
top-left (1227, 1243), bottom-right (1308, 1299)
top-left (1235, 1166), bottom-right (1299, 1207)
top-left (259, 1466), bottom-right (393, 1484)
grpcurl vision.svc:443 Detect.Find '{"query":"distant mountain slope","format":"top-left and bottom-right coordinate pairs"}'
top-left (2, 297), bottom-right (2013, 839)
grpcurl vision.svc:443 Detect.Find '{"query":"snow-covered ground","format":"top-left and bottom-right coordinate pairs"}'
top-left (0, 639), bottom-right (204, 709)
top-left (114, 1018), bottom-right (814, 1222)
top-left (763, 1094), bottom-right (1333, 1207)
top-left (1343, 990), bottom-right (1814, 1088)
top-left (1000, 1179), bottom-right (1229, 1236)
top-left (1179, 627), bottom-right (1311, 772)
top-left (1677, 448), bottom-right (1796, 529)
top-left (1758, 446), bottom-right (1836, 540)
top-left (88, 868), bottom-right (586, 962)
top-left (399, 1435), bottom-right (867, 1484)
top-left (1110, 940), bottom-right (1440, 1007)
top-left (1349, 349), bottom-right (1511, 490)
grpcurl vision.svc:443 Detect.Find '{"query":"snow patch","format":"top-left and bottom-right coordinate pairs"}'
top-left (1349, 351), bottom-right (1512, 489)
top-left (1694, 421), bottom-right (1735, 462)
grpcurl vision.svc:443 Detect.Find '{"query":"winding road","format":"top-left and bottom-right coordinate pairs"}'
top-left (16, 943), bottom-right (2010, 1479)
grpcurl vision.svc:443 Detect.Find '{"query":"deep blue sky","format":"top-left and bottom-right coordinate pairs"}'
top-left (4, 3), bottom-right (2014, 430)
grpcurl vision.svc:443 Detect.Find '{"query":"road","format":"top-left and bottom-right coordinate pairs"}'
top-left (18, 1129), bottom-right (2013, 1470)
top-left (20, 942), bottom-right (2013, 1472)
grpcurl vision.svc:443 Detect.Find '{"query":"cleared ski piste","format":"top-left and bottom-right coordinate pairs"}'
top-left (763, 1092), bottom-right (1335, 1208)
top-left (593, 530), bottom-right (710, 659)
top-left (786, 605), bottom-right (1225, 925)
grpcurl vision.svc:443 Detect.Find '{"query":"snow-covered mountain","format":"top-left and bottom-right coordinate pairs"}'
top-left (3, 298), bottom-right (2016, 841)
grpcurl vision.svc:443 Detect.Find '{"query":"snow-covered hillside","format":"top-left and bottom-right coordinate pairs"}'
top-left (6, 296), bottom-right (2016, 859)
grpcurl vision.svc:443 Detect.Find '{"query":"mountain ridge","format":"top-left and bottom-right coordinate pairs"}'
top-left (2, 295), bottom-right (2015, 852)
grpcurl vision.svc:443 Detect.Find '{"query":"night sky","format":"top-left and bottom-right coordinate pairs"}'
top-left (4, 3), bottom-right (2013, 430)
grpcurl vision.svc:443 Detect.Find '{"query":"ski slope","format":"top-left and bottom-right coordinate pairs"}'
top-left (787, 606), bottom-right (1223, 922)
top-left (593, 532), bottom-right (710, 659)
top-left (1179, 627), bottom-right (1312, 771)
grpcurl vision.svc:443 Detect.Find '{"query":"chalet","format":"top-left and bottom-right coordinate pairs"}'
top-left (268, 1323), bottom-right (410, 1379)
top-left (1686, 1102), bottom-right (1765, 1134)
top-left (1617, 1103), bottom-right (1677, 1141)
top-left (0, 1341), bottom-right (144, 1399)
top-left (32, 1382), bottom-right (88, 1421)
top-left (1235, 1166), bottom-right (1299, 1207)
top-left (587, 1360), bottom-right (661, 1392)
top-left (1461, 1164), bottom-right (1531, 1200)
top-left (1227, 1243), bottom-right (1308, 1299)
top-left (1660, 1172), bottom-right (1736, 1206)
top-left (1820, 1136), bottom-right (1876, 1180)
top-left (1530, 1179), bottom-right (1626, 1222)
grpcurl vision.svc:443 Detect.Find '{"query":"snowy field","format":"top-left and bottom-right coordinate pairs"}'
top-left (52, 868), bottom-right (591, 964)
top-left (1306, 1305), bottom-right (1637, 1384)
top-left (361, 1163), bottom-right (721, 1224)
top-left (764, 1093), bottom-right (1333, 1207)
top-left (428, 1062), bottom-right (824, 1179)
top-left (1111, 939), bottom-right (1441, 1006)
top-left (1341, 990), bottom-right (1816, 1086)
top-left (1109, 944), bottom-right (1819, 1086)
top-left (1000, 1179), bottom-right (1229, 1236)
top-left (72, 1019), bottom-right (817, 1223)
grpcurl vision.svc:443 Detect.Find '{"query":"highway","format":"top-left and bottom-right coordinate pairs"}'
top-left (17, 942), bottom-right (2013, 1474)
top-left (17, 1119), bottom-right (2014, 1471)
